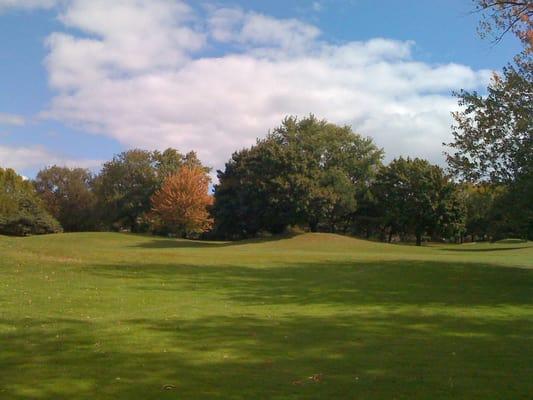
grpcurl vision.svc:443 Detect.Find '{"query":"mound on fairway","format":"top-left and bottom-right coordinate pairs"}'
top-left (0, 233), bottom-right (532, 399)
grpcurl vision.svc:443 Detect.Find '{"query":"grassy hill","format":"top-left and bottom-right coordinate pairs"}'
top-left (0, 233), bottom-right (532, 399)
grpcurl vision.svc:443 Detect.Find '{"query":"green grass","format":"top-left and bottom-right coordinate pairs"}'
top-left (0, 232), bottom-right (532, 399)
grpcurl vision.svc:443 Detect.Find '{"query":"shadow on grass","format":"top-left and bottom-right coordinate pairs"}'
top-left (130, 233), bottom-right (300, 249)
top-left (1, 310), bottom-right (532, 399)
top-left (439, 246), bottom-right (532, 253)
top-left (88, 259), bottom-right (533, 307)
top-left (2, 258), bottom-right (532, 399)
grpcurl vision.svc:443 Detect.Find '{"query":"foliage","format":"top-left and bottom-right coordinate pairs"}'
top-left (152, 148), bottom-right (208, 182)
top-left (94, 148), bottom-right (209, 232)
top-left (213, 115), bottom-right (383, 238)
top-left (447, 5), bottom-right (533, 240)
top-left (0, 167), bottom-right (62, 236)
top-left (373, 158), bottom-right (465, 245)
top-left (446, 60), bottom-right (532, 183)
top-left (94, 149), bottom-right (158, 231)
top-left (489, 171), bottom-right (533, 239)
top-left (150, 166), bottom-right (213, 237)
top-left (459, 183), bottom-right (501, 241)
top-left (34, 165), bottom-right (98, 231)
top-left (475, 0), bottom-right (533, 51)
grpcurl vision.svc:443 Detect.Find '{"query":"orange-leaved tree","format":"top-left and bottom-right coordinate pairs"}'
top-left (150, 166), bottom-right (213, 237)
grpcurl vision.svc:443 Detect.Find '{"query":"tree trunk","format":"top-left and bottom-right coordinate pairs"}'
top-left (388, 230), bottom-right (393, 243)
top-left (416, 232), bottom-right (422, 246)
top-left (309, 221), bottom-right (318, 232)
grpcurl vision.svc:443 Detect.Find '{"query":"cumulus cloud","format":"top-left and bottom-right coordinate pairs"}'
top-left (35, 0), bottom-right (491, 171)
top-left (0, 112), bottom-right (25, 126)
top-left (208, 7), bottom-right (320, 53)
top-left (0, 145), bottom-right (102, 171)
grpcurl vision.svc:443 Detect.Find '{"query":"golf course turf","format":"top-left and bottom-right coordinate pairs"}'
top-left (0, 232), bottom-right (532, 399)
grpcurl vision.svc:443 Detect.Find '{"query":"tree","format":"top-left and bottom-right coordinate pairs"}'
top-left (150, 166), bottom-right (213, 237)
top-left (446, 60), bottom-right (532, 183)
top-left (152, 148), bottom-right (208, 182)
top-left (94, 149), bottom-right (158, 231)
top-left (34, 166), bottom-right (97, 231)
top-left (373, 158), bottom-right (465, 246)
top-left (213, 116), bottom-right (383, 238)
top-left (94, 148), bottom-right (210, 231)
top-left (460, 183), bottom-right (502, 241)
top-left (488, 174), bottom-right (533, 239)
top-left (0, 168), bottom-right (62, 236)
top-left (446, 3), bottom-right (533, 239)
top-left (474, 0), bottom-right (533, 51)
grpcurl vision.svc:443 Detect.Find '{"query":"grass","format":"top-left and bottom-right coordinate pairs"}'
top-left (0, 232), bottom-right (532, 399)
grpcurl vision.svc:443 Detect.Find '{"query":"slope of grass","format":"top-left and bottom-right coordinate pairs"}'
top-left (0, 232), bottom-right (532, 399)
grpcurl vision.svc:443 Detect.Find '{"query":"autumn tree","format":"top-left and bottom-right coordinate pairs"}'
top-left (474, 0), bottom-right (533, 51)
top-left (150, 166), bottom-right (213, 237)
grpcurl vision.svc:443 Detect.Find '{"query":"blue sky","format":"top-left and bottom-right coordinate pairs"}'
top-left (0, 0), bottom-right (522, 178)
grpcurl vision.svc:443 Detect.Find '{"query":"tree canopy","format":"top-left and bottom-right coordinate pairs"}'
top-left (213, 115), bottom-right (383, 238)
top-left (475, 0), bottom-right (533, 51)
top-left (0, 168), bottom-right (61, 236)
top-left (150, 166), bottom-right (213, 237)
top-left (373, 158), bottom-right (465, 246)
top-left (34, 166), bottom-right (97, 232)
top-left (446, 60), bottom-right (532, 183)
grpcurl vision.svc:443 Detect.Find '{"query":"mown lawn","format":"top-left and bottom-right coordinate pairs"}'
top-left (0, 232), bottom-right (532, 399)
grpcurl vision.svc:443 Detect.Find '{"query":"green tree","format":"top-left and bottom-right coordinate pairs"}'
top-left (446, 60), bottom-right (532, 183)
top-left (34, 166), bottom-right (98, 232)
top-left (460, 183), bottom-right (502, 241)
top-left (0, 168), bottom-right (61, 235)
top-left (447, 3), bottom-right (533, 239)
top-left (152, 149), bottom-right (208, 182)
top-left (213, 115), bottom-right (383, 238)
top-left (94, 149), bottom-right (158, 231)
top-left (373, 158), bottom-right (464, 246)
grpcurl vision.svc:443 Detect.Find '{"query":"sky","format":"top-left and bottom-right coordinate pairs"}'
top-left (0, 0), bottom-right (523, 178)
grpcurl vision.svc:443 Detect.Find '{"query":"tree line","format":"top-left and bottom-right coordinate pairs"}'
top-left (0, 0), bottom-right (530, 243)
top-left (1, 109), bottom-right (530, 244)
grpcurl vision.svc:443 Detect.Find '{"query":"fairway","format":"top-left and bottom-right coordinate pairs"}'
top-left (1, 233), bottom-right (532, 399)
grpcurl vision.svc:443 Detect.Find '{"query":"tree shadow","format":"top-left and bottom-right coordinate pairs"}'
top-left (440, 246), bottom-right (532, 253)
top-left (1, 310), bottom-right (532, 399)
top-left (130, 233), bottom-right (300, 249)
top-left (87, 259), bottom-right (533, 307)
top-left (2, 257), bottom-right (532, 399)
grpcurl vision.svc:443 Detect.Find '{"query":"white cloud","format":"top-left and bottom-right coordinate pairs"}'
top-left (37, 1), bottom-right (491, 171)
top-left (0, 112), bottom-right (25, 126)
top-left (208, 8), bottom-right (320, 53)
top-left (0, 145), bottom-right (102, 172)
